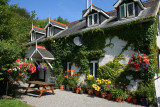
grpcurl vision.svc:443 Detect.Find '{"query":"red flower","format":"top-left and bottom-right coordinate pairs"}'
top-left (7, 69), bottom-right (11, 73)
top-left (8, 80), bottom-right (13, 83)
top-left (17, 59), bottom-right (21, 62)
top-left (28, 64), bottom-right (31, 69)
top-left (30, 66), bottom-right (36, 73)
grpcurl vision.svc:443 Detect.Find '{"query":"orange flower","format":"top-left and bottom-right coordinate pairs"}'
top-left (61, 72), bottom-right (63, 74)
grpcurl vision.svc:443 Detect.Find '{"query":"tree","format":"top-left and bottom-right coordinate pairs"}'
top-left (54, 16), bottom-right (69, 24)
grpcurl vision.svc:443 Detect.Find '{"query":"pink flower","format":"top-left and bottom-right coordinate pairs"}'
top-left (19, 64), bottom-right (23, 68)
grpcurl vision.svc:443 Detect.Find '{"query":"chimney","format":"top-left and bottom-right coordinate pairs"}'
top-left (87, 0), bottom-right (89, 9)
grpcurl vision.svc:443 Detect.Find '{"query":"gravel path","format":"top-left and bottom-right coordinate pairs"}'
top-left (18, 83), bottom-right (142, 107)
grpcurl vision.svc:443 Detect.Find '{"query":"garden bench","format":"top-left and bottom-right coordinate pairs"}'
top-left (25, 81), bottom-right (55, 98)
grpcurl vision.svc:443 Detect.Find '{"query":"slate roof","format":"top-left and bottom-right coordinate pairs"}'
top-left (49, 19), bottom-right (66, 29)
top-left (37, 46), bottom-right (54, 59)
top-left (33, 26), bottom-right (46, 34)
top-left (27, 0), bottom-right (159, 46)
top-left (53, 0), bottom-right (159, 38)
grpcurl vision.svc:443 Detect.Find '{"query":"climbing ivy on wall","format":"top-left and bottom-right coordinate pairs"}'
top-left (43, 16), bottom-right (158, 78)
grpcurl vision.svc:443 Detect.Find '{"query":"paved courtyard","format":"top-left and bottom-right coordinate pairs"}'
top-left (18, 83), bottom-right (143, 107)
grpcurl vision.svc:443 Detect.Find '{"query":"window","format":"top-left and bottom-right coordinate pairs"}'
top-left (67, 62), bottom-right (72, 71)
top-left (119, 2), bottom-right (135, 19)
top-left (127, 3), bottom-right (135, 17)
top-left (32, 31), bottom-right (36, 41)
top-left (120, 4), bottom-right (126, 18)
top-left (88, 13), bottom-right (99, 26)
top-left (47, 26), bottom-right (54, 37)
top-left (89, 61), bottom-right (98, 78)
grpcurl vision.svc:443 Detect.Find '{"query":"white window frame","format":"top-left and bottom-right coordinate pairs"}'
top-left (87, 13), bottom-right (99, 27)
top-left (67, 62), bottom-right (71, 70)
top-left (119, 3), bottom-right (126, 19)
top-left (90, 61), bottom-right (98, 78)
top-left (47, 26), bottom-right (54, 37)
top-left (127, 2), bottom-right (135, 17)
top-left (32, 31), bottom-right (36, 41)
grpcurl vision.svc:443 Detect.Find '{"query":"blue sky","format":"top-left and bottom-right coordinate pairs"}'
top-left (9, 0), bottom-right (146, 22)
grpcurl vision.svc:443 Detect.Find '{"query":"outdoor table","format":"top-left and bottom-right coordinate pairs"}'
top-left (25, 81), bottom-right (55, 98)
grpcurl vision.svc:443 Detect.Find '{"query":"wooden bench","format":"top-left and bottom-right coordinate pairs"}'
top-left (25, 81), bottom-right (55, 98)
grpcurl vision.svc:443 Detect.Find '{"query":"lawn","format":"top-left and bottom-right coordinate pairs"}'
top-left (0, 99), bottom-right (31, 107)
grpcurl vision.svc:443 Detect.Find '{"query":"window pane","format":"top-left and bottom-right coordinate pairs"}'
top-left (120, 5), bottom-right (125, 18)
top-left (89, 15), bottom-right (92, 25)
top-left (94, 14), bottom-right (98, 24)
top-left (95, 63), bottom-right (98, 78)
top-left (128, 4), bottom-right (134, 16)
top-left (89, 63), bottom-right (93, 75)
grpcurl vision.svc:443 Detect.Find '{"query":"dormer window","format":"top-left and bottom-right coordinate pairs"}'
top-left (88, 13), bottom-right (99, 26)
top-left (47, 26), bottom-right (54, 37)
top-left (119, 4), bottom-right (126, 18)
top-left (127, 3), bottom-right (135, 17)
top-left (119, 2), bottom-right (135, 19)
top-left (32, 31), bottom-right (36, 41)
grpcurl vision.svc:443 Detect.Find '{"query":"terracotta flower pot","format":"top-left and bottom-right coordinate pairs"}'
top-left (133, 99), bottom-right (137, 104)
top-left (107, 94), bottom-right (112, 100)
top-left (88, 89), bottom-right (94, 95)
top-left (76, 88), bottom-right (80, 94)
top-left (126, 96), bottom-right (132, 102)
top-left (59, 85), bottom-right (64, 90)
top-left (101, 92), bottom-right (107, 98)
top-left (72, 87), bottom-right (75, 92)
top-left (95, 91), bottom-right (100, 96)
top-left (81, 88), bottom-right (86, 93)
top-left (116, 97), bottom-right (122, 102)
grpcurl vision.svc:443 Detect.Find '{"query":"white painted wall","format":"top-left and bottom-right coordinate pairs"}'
top-left (99, 36), bottom-right (134, 66)
top-left (157, 34), bottom-right (160, 49)
top-left (70, 36), bottom-right (135, 74)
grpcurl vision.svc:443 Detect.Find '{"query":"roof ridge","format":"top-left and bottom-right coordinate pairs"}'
top-left (142, 0), bottom-right (155, 4)
top-left (33, 26), bottom-right (46, 31)
top-left (106, 10), bottom-right (117, 14)
top-left (49, 19), bottom-right (67, 26)
top-left (105, 0), bottom-right (154, 14)
top-left (37, 45), bottom-right (46, 49)
top-left (91, 3), bottom-right (97, 7)
top-left (66, 20), bottom-right (81, 25)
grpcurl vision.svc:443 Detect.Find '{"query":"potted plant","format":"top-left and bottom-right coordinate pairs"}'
top-left (79, 88), bottom-right (83, 94)
top-left (55, 73), bottom-right (65, 90)
top-left (68, 74), bottom-right (79, 93)
top-left (99, 79), bottom-right (112, 98)
top-left (111, 89), bottom-right (127, 102)
top-left (92, 84), bottom-right (100, 96)
top-left (86, 75), bottom-right (95, 95)
top-left (48, 77), bottom-right (56, 83)
top-left (137, 84), bottom-right (154, 106)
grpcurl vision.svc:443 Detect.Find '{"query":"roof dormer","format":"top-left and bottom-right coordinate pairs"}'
top-left (45, 18), bottom-right (67, 37)
top-left (30, 25), bottom-right (46, 42)
top-left (114, 0), bottom-right (145, 20)
top-left (83, 3), bottom-right (110, 27)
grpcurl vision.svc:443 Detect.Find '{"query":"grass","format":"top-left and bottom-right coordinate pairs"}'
top-left (0, 99), bottom-right (31, 107)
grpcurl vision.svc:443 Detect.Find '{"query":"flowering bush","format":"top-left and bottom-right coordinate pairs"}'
top-left (7, 59), bottom-right (36, 83)
top-left (128, 54), bottom-right (150, 70)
